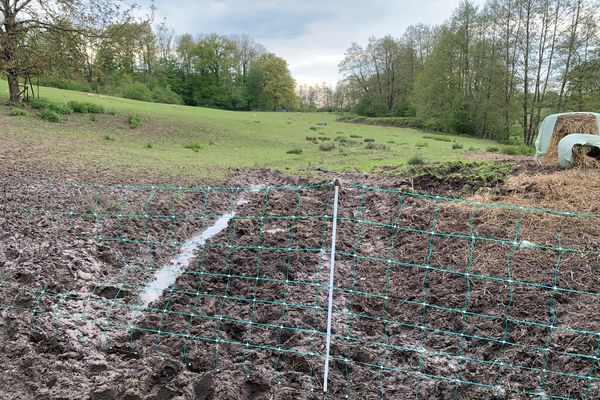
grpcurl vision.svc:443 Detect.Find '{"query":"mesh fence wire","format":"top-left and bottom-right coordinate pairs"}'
top-left (1, 181), bottom-right (599, 399)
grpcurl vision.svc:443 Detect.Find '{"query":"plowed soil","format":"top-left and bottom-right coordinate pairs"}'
top-left (1, 161), bottom-right (599, 400)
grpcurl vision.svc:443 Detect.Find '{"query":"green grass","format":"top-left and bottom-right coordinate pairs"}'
top-left (0, 80), bottom-right (502, 182)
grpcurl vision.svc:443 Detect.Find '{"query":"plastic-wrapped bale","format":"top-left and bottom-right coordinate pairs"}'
top-left (557, 134), bottom-right (600, 169)
top-left (535, 112), bottom-right (600, 165)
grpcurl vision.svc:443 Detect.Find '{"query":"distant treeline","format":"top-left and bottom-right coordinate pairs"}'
top-left (302, 0), bottom-right (600, 144)
top-left (33, 22), bottom-right (297, 111)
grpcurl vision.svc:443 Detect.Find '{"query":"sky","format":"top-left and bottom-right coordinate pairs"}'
top-left (145, 0), bottom-right (485, 86)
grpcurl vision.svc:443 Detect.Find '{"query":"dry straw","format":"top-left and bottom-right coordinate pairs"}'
top-left (541, 113), bottom-right (599, 167)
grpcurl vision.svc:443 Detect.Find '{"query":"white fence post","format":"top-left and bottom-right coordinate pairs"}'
top-left (323, 183), bottom-right (340, 393)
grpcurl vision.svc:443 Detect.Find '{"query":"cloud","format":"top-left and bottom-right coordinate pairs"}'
top-left (147, 0), bottom-right (487, 85)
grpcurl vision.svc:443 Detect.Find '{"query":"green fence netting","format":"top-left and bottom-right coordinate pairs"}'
top-left (0, 181), bottom-right (599, 399)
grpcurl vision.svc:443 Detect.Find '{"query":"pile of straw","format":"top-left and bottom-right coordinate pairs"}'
top-left (541, 113), bottom-right (598, 165)
top-left (571, 144), bottom-right (600, 169)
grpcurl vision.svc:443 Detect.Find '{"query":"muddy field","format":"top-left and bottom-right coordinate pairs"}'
top-left (1, 164), bottom-right (600, 400)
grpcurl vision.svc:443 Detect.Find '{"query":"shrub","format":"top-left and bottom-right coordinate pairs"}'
top-left (306, 136), bottom-right (317, 141)
top-left (319, 143), bottom-right (335, 152)
top-left (487, 146), bottom-right (500, 153)
top-left (318, 136), bottom-right (331, 141)
top-left (387, 140), bottom-right (396, 144)
top-left (309, 126), bottom-right (318, 131)
top-left (365, 143), bottom-right (389, 151)
top-left (415, 142), bottom-right (428, 148)
top-left (121, 82), bottom-right (153, 102)
top-left (349, 135), bottom-right (363, 139)
top-left (364, 138), bottom-right (375, 143)
top-left (501, 146), bottom-right (518, 155)
top-left (152, 85), bottom-right (183, 105)
top-left (68, 101), bottom-right (88, 113)
top-left (185, 142), bottom-right (202, 152)
top-left (452, 143), bottom-right (464, 150)
top-left (9, 108), bottom-right (27, 116)
top-left (128, 115), bottom-right (142, 129)
top-left (407, 155), bottom-right (425, 165)
top-left (335, 136), bottom-right (359, 146)
top-left (40, 109), bottom-right (61, 123)
top-left (104, 135), bottom-right (115, 141)
top-left (146, 143), bottom-right (153, 149)
top-left (47, 103), bottom-right (72, 115)
top-left (286, 148), bottom-right (303, 155)
top-left (28, 98), bottom-right (51, 109)
top-left (68, 101), bottom-right (105, 114)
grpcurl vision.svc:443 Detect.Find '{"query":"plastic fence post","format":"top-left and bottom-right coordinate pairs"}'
top-left (323, 183), bottom-right (340, 393)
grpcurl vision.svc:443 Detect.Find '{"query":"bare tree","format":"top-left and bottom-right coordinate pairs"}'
top-left (230, 34), bottom-right (266, 79)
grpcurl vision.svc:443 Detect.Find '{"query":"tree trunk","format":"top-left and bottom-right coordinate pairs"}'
top-left (7, 72), bottom-right (21, 102)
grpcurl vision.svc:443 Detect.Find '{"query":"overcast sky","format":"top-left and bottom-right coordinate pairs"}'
top-left (145, 0), bottom-right (485, 85)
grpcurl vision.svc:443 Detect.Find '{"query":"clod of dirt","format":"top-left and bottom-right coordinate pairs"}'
top-left (152, 360), bottom-right (181, 384)
top-left (243, 377), bottom-right (270, 399)
top-left (94, 285), bottom-right (130, 300)
top-left (149, 386), bottom-right (183, 400)
top-left (193, 374), bottom-right (215, 400)
top-left (89, 388), bottom-right (118, 400)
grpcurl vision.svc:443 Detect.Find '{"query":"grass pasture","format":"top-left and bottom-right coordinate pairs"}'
top-left (2, 81), bottom-right (512, 183)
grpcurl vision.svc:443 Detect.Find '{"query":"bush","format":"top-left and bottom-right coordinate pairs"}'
top-left (487, 146), bottom-right (500, 153)
top-left (365, 143), bottom-right (389, 151)
top-left (152, 86), bottom-right (183, 105)
top-left (104, 135), bottom-right (115, 141)
top-left (335, 136), bottom-right (359, 146)
top-left (40, 109), bottom-right (61, 123)
top-left (407, 155), bottom-right (425, 165)
top-left (121, 82), bottom-right (153, 102)
top-left (364, 138), bottom-right (375, 143)
top-left (286, 148), bottom-right (303, 155)
top-left (184, 142), bottom-right (202, 152)
top-left (68, 101), bottom-right (105, 114)
top-left (87, 103), bottom-right (105, 114)
top-left (9, 108), bottom-right (27, 116)
top-left (452, 143), bottom-right (464, 150)
top-left (318, 137), bottom-right (331, 141)
top-left (47, 103), bottom-right (72, 115)
top-left (128, 115), bottom-right (142, 129)
top-left (306, 136), bottom-right (317, 141)
top-left (309, 126), bottom-right (318, 131)
top-left (319, 143), bottom-right (335, 152)
top-left (349, 135), bottom-right (363, 139)
top-left (29, 98), bottom-right (51, 109)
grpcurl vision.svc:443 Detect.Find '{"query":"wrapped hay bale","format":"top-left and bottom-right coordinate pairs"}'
top-left (572, 145), bottom-right (600, 169)
top-left (535, 112), bottom-right (600, 166)
top-left (556, 134), bottom-right (600, 169)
